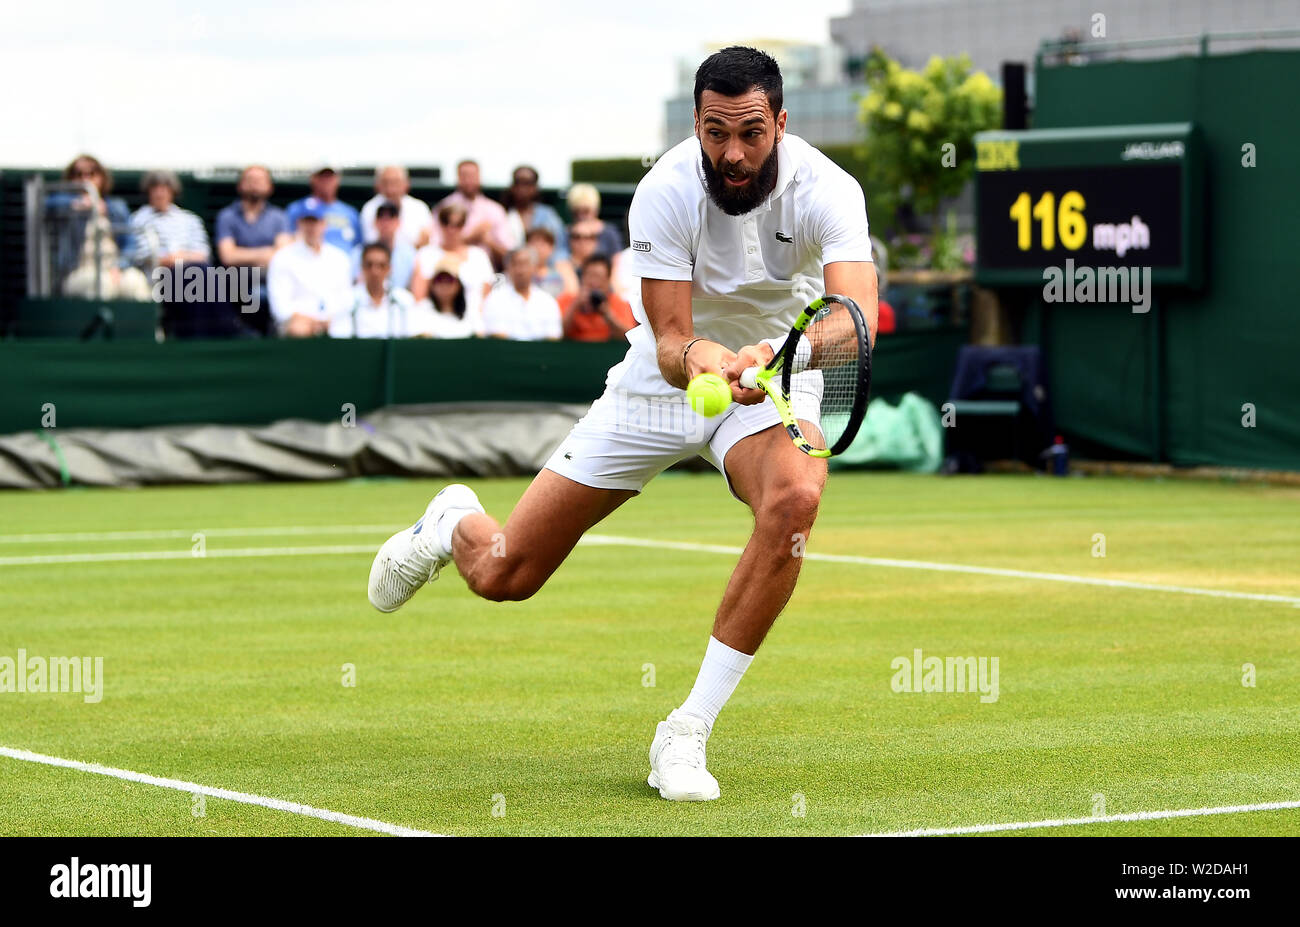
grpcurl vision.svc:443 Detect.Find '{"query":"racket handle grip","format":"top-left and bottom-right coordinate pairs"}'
top-left (739, 366), bottom-right (761, 390)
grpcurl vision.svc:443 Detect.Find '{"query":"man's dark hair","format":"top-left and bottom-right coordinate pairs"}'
top-left (361, 242), bottom-right (391, 262)
top-left (525, 226), bottom-right (556, 246)
top-left (580, 253), bottom-right (612, 278)
top-left (693, 46), bottom-right (783, 116)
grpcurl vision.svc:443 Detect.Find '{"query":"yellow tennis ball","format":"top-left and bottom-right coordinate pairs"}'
top-left (687, 372), bottom-right (732, 417)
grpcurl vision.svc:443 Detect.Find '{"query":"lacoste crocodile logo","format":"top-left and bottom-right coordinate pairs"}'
top-left (775, 231), bottom-right (793, 243)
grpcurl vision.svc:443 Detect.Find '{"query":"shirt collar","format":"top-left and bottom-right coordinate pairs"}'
top-left (767, 137), bottom-right (798, 206)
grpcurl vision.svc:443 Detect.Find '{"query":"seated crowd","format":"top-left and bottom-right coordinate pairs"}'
top-left (48, 155), bottom-right (640, 343)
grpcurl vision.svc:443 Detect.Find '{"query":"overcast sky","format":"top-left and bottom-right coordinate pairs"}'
top-left (0, 0), bottom-right (852, 185)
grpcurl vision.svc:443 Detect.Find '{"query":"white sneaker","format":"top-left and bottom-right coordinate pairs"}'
top-left (367, 484), bottom-right (484, 613)
top-left (647, 709), bottom-right (720, 801)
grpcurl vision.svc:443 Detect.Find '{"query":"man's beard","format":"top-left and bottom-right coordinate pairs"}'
top-left (700, 143), bottom-right (779, 216)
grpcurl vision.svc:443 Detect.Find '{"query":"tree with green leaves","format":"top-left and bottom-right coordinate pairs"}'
top-left (858, 50), bottom-right (1002, 264)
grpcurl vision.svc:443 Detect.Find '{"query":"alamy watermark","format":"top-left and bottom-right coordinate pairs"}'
top-left (0, 649), bottom-right (103, 703)
top-left (1043, 258), bottom-right (1151, 313)
top-left (50, 857), bottom-right (150, 907)
top-left (609, 392), bottom-right (712, 442)
top-left (151, 261), bottom-right (261, 314)
top-left (890, 649), bottom-right (999, 703)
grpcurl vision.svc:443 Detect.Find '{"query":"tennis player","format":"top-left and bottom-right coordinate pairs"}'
top-left (369, 46), bottom-right (878, 801)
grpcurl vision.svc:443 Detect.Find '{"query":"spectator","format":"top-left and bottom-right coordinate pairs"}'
top-left (411, 202), bottom-right (495, 323)
top-left (435, 159), bottom-right (512, 265)
top-left (361, 166), bottom-right (432, 248)
top-left (130, 170), bottom-right (210, 269)
top-left (215, 165), bottom-right (291, 334)
top-left (287, 166), bottom-right (362, 253)
top-left (504, 165), bottom-right (565, 253)
top-left (526, 226), bottom-right (577, 298)
top-left (419, 256), bottom-right (477, 339)
top-left (480, 247), bottom-right (561, 341)
top-left (330, 243), bottom-right (425, 339)
top-left (351, 201), bottom-right (416, 291)
top-left (267, 201), bottom-right (352, 337)
top-left (558, 254), bottom-right (636, 342)
top-left (562, 183), bottom-right (623, 258)
top-left (132, 171), bottom-right (246, 337)
top-left (566, 217), bottom-right (605, 270)
top-left (47, 154), bottom-right (149, 300)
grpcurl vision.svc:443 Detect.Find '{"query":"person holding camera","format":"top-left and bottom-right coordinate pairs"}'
top-left (558, 253), bottom-right (636, 342)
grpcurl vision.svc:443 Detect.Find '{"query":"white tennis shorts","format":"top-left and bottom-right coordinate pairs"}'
top-left (543, 381), bottom-right (820, 498)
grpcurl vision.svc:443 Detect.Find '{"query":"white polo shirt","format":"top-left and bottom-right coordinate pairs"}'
top-left (266, 239), bottom-right (354, 328)
top-left (479, 281), bottom-right (562, 341)
top-left (328, 283), bottom-right (425, 338)
top-left (360, 194), bottom-right (434, 248)
top-left (620, 132), bottom-right (871, 395)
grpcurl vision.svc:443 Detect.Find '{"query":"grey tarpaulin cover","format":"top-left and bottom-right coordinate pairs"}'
top-left (0, 396), bottom-right (944, 490)
top-left (0, 403), bottom-right (590, 489)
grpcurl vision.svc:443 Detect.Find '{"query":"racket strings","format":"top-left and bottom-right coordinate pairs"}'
top-left (788, 305), bottom-right (862, 452)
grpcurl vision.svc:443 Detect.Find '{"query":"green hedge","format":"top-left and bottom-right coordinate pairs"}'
top-left (571, 158), bottom-right (654, 185)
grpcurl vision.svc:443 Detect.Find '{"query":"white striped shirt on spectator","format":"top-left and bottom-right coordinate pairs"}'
top-left (130, 204), bottom-right (211, 264)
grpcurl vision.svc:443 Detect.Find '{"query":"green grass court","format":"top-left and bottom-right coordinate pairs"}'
top-left (1, 472), bottom-right (1298, 836)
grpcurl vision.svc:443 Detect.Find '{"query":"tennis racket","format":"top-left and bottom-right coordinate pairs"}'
top-left (737, 294), bottom-right (872, 458)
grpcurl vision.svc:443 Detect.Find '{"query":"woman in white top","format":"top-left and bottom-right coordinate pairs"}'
top-left (411, 203), bottom-right (496, 325)
top-left (418, 256), bottom-right (477, 339)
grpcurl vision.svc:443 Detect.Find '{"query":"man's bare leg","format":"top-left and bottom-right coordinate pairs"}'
top-left (672, 424), bottom-right (827, 727)
top-left (715, 423), bottom-right (828, 652)
top-left (647, 423), bottom-right (827, 801)
top-left (453, 469), bottom-right (636, 602)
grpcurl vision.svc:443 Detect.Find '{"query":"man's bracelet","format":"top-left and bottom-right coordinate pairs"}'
top-left (681, 337), bottom-right (706, 376)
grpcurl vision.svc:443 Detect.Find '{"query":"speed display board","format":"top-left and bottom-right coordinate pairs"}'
top-left (973, 123), bottom-right (1203, 287)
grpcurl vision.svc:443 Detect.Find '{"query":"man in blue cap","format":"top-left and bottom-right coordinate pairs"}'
top-left (287, 166), bottom-right (361, 254)
top-left (268, 196), bottom-right (353, 337)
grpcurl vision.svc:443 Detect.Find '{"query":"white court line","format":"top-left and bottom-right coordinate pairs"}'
top-left (861, 799), bottom-right (1300, 836)
top-left (0, 545), bottom-right (376, 567)
top-left (1, 527), bottom-right (1297, 606)
top-left (7, 739), bottom-right (1292, 838)
top-left (580, 535), bottom-right (1300, 606)
top-left (0, 525), bottom-right (396, 544)
top-left (0, 745), bottom-right (441, 837)
top-left (4, 527), bottom-right (1294, 836)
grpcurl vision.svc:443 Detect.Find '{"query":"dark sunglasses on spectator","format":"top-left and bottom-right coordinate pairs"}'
top-left (363, 260), bottom-right (389, 269)
top-left (570, 232), bottom-right (599, 241)
top-left (432, 272), bottom-right (456, 283)
top-left (441, 219), bottom-right (466, 228)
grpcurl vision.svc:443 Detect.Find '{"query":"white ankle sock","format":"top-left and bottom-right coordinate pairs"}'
top-left (435, 508), bottom-right (473, 557)
top-left (678, 636), bottom-right (754, 735)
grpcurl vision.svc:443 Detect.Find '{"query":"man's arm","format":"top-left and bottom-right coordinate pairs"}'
top-left (596, 298), bottom-right (631, 341)
top-left (823, 260), bottom-right (879, 347)
top-left (559, 294), bottom-right (583, 333)
top-left (642, 277), bottom-right (739, 392)
top-left (217, 238), bottom-right (278, 268)
top-left (721, 261), bottom-right (879, 401)
top-left (184, 213), bottom-right (212, 264)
